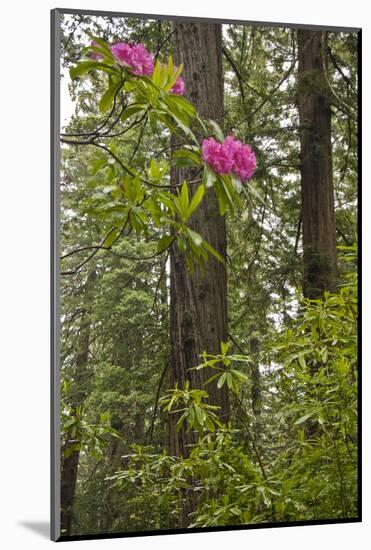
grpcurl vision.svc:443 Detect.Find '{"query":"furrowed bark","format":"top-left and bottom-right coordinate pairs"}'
top-left (297, 30), bottom-right (337, 299)
top-left (60, 270), bottom-right (97, 535)
top-left (169, 22), bottom-right (229, 463)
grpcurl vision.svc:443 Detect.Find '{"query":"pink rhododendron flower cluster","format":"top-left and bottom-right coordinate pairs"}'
top-left (110, 42), bottom-right (154, 76)
top-left (170, 75), bottom-right (185, 95)
top-left (201, 136), bottom-right (256, 182)
top-left (89, 40), bottom-right (104, 61)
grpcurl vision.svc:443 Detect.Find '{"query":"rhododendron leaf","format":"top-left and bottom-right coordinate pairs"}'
top-left (163, 99), bottom-right (190, 127)
top-left (220, 176), bottom-right (235, 210)
top-left (158, 192), bottom-right (175, 213)
top-left (99, 79), bottom-right (123, 112)
top-left (165, 63), bottom-right (183, 92)
top-left (193, 404), bottom-right (204, 426)
top-left (231, 173), bottom-right (243, 194)
top-left (203, 166), bottom-right (217, 189)
top-left (221, 341), bottom-right (229, 355)
top-left (202, 240), bottom-right (224, 263)
top-left (70, 61), bottom-right (117, 80)
top-left (188, 184), bottom-right (205, 218)
top-left (157, 234), bottom-right (175, 253)
top-left (217, 372), bottom-right (228, 389)
top-left (103, 227), bottom-right (121, 248)
top-left (145, 197), bottom-right (162, 226)
top-left (171, 156), bottom-right (197, 168)
top-left (187, 228), bottom-right (203, 248)
top-left (230, 369), bottom-right (249, 383)
top-left (177, 238), bottom-right (187, 254)
top-left (294, 413), bottom-right (312, 425)
top-left (179, 181), bottom-right (190, 214)
top-left (148, 159), bottom-right (161, 180)
top-left (215, 184), bottom-right (228, 215)
top-left (90, 157), bottom-right (107, 175)
top-left (85, 33), bottom-right (111, 55)
top-left (120, 104), bottom-right (146, 122)
top-left (172, 149), bottom-right (200, 166)
top-left (170, 95), bottom-right (196, 117)
top-left (170, 114), bottom-right (198, 145)
top-left (208, 119), bottom-right (224, 142)
top-left (152, 59), bottom-right (164, 87)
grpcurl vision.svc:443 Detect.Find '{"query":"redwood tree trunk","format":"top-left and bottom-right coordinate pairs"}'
top-left (60, 270), bottom-right (96, 535)
top-left (169, 22), bottom-right (229, 459)
top-left (297, 30), bottom-right (337, 299)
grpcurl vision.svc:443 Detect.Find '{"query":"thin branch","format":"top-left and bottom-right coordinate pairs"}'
top-left (294, 206), bottom-right (303, 256)
top-left (147, 361), bottom-right (169, 446)
top-left (61, 217), bottom-right (130, 276)
top-left (320, 33), bottom-right (357, 123)
top-left (222, 46), bottom-right (264, 99)
top-left (251, 59), bottom-right (296, 117)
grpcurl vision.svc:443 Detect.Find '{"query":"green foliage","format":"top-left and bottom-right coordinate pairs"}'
top-left (67, 36), bottom-right (252, 271)
top-left (61, 393), bottom-right (121, 459)
top-left (160, 381), bottom-right (222, 433)
top-left (106, 264), bottom-right (358, 527)
top-left (59, 15), bottom-right (358, 535)
top-left (192, 341), bottom-right (251, 394)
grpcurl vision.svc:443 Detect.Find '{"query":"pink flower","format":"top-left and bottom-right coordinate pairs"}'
top-left (201, 135), bottom-right (256, 182)
top-left (231, 140), bottom-right (256, 182)
top-left (111, 42), bottom-right (154, 76)
top-left (110, 42), bottom-right (133, 65)
top-left (89, 40), bottom-right (103, 61)
top-left (202, 137), bottom-right (224, 174)
top-left (130, 43), bottom-right (154, 76)
top-left (170, 76), bottom-right (185, 96)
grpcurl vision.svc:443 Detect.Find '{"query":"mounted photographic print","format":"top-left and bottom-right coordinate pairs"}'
top-left (51, 8), bottom-right (361, 542)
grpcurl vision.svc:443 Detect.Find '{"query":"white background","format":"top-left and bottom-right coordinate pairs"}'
top-left (0, 0), bottom-right (368, 548)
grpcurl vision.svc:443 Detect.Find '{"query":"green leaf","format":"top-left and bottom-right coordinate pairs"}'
top-left (85, 33), bottom-right (112, 55)
top-left (202, 240), bottom-right (224, 263)
top-left (221, 341), bottom-right (229, 355)
top-left (208, 119), bottom-right (225, 142)
top-left (231, 173), bottom-right (243, 194)
top-left (157, 234), bottom-right (175, 253)
top-left (217, 372), bottom-right (228, 389)
top-left (152, 59), bottom-right (165, 87)
top-left (179, 181), bottom-right (189, 215)
top-left (193, 404), bottom-right (205, 426)
top-left (187, 184), bottom-right (205, 218)
top-left (177, 238), bottom-right (187, 254)
top-left (295, 413), bottom-right (312, 425)
top-left (203, 166), bottom-right (217, 189)
top-left (231, 369), bottom-right (249, 383)
top-left (172, 149), bottom-right (201, 168)
top-left (187, 228), bottom-right (203, 247)
top-left (298, 353), bottom-right (306, 369)
top-left (70, 60), bottom-right (116, 79)
top-left (99, 79), bottom-right (122, 112)
top-left (120, 104), bottom-right (146, 122)
top-left (90, 157), bottom-right (107, 175)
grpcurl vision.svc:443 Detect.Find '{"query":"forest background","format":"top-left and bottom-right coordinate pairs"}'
top-left (58, 11), bottom-right (359, 538)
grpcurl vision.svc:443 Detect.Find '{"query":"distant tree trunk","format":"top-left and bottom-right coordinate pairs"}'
top-left (169, 22), bottom-right (229, 458)
top-left (60, 270), bottom-right (96, 535)
top-left (297, 30), bottom-right (337, 299)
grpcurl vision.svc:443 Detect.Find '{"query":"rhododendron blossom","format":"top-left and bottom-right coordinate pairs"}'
top-left (129, 44), bottom-right (154, 76)
top-left (170, 76), bottom-right (185, 95)
top-left (201, 135), bottom-right (256, 182)
top-left (110, 42), bottom-right (154, 76)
